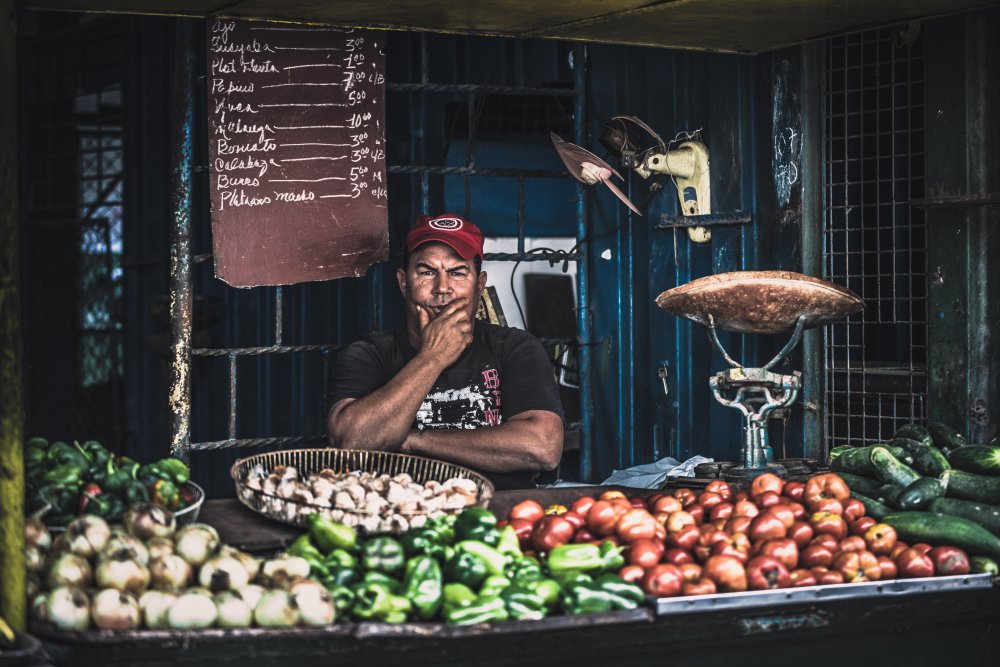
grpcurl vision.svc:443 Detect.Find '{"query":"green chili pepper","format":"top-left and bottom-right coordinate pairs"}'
top-left (351, 582), bottom-right (396, 621)
top-left (363, 571), bottom-right (403, 595)
top-left (443, 551), bottom-right (488, 589)
top-left (403, 555), bottom-right (443, 620)
top-left (361, 536), bottom-right (406, 575)
top-left (454, 507), bottom-right (500, 546)
top-left (500, 585), bottom-right (547, 621)
top-left (444, 595), bottom-right (509, 625)
top-left (308, 514), bottom-right (357, 554)
top-left (455, 540), bottom-right (507, 576)
top-left (560, 581), bottom-right (614, 615)
top-left (288, 534), bottom-right (326, 563)
top-left (546, 543), bottom-right (604, 573)
top-left (324, 548), bottom-right (357, 570)
top-left (594, 574), bottom-right (645, 610)
top-left (442, 582), bottom-right (477, 613)
top-left (478, 574), bottom-right (511, 598)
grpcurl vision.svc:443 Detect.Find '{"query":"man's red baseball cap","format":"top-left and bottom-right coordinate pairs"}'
top-left (405, 213), bottom-right (484, 260)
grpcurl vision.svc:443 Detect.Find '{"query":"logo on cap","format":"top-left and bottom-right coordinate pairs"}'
top-left (428, 216), bottom-right (464, 231)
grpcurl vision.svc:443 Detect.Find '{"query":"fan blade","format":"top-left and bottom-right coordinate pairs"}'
top-left (601, 176), bottom-right (643, 216)
top-left (550, 132), bottom-right (623, 183)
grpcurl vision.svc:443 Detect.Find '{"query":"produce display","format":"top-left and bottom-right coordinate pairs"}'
top-left (26, 506), bottom-right (336, 631)
top-left (24, 437), bottom-right (199, 527)
top-left (831, 421), bottom-right (1000, 572)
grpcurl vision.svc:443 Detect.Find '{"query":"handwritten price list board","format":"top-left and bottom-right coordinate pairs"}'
top-left (207, 19), bottom-right (388, 287)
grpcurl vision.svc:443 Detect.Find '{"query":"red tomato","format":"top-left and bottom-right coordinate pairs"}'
top-left (750, 473), bottom-right (786, 498)
top-left (834, 549), bottom-right (880, 582)
top-left (725, 515), bottom-right (752, 536)
top-left (800, 543), bottom-right (835, 569)
top-left (616, 508), bottom-right (658, 543)
top-left (748, 511), bottom-right (788, 542)
top-left (677, 562), bottom-right (702, 583)
top-left (810, 567), bottom-right (845, 585)
top-left (785, 501), bottom-right (807, 521)
top-left (693, 528), bottom-right (730, 563)
top-left (756, 538), bottom-right (799, 570)
top-left (709, 502), bottom-right (734, 522)
top-left (600, 490), bottom-right (627, 501)
top-left (928, 546), bottom-right (970, 575)
top-left (850, 516), bottom-right (877, 537)
top-left (810, 511), bottom-right (848, 540)
top-left (609, 497), bottom-right (633, 514)
top-left (838, 535), bottom-right (867, 553)
top-left (508, 499), bottom-right (545, 523)
top-left (653, 522), bottom-right (667, 542)
top-left (876, 556), bottom-right (898, 580)
top-left (810, 497), bottom-right (844, 516)
top-left (889, 541), bottom-right (910, 560)
top-left (709, 538), bottom-right (749, 565)
top-left (561, 511), bottom-right (585, 531)
top-left (705, 480), bottom-right (732, 501)
top-left (651, 495), bottom-right (683, 515)
top-left (666, 524), bottom-right (700, 551)
top-left (768, 505), bottom-right (796, 529)
top-left (895, 547), bottom-right (934, 578)
top-left (666, 511), bottom-right (696, 534)
top-left (810, 533), bottom-right (839, 550)
top-left (789, 568), bottom-right (817, 587)
top-left (629, 496), bottom-right (647, 509)
top-left (509, 518), bottom-right (536, 549)
top-left (627, 538), bottom-right (665, 568)
top-left (687, 505), bottom-right (705, 525)
top-left (681, 578), bottom-right (717, 596)
top-left (843, 498), bottom-right (866, 522)
top-left (642, 563), bottom-right (683, 597)
top-left (733, 491), bottom-right (750, 503)
top-left (755, 491), bottom-right (782, 509)
top-left (697, 491), bottom-right (724, 510)
top-left (673, 488), bottom-right (698, 508)
top-left (572, 528), bottom-right (597, 544)
top-left (789, 521), bottom-right (814, 548)
top-left (804, 473), bottom-right (851, 509)
top-left (863, 523), bottom-right (897, 555)
top-left (530, 515), bottom-right (576, 552)
top-left (586, 500), bottom-right (621, 536)
top-left (783, 481), bottom-right (805, 502)
top-left (911, 543), bottom-right (933, 555)
top-left (618, 564), bottom-right (646, 584)
top-left (664, 547), bottom-right (695, 566)
top-left (569, 495), bottom-right (596, 518)
top-left (704, 555), bottom-right (748, 592)
top-left (747, 556), bottom-right (791, 590)
top-left (733, 500), bottom-right (760, 518)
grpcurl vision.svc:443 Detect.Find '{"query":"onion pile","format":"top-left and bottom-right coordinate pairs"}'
top-left (28, 506), bottom-right (335, 631)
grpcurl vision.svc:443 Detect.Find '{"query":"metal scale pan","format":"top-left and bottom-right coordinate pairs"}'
top-left (655, 270), bottom-right (864, 336)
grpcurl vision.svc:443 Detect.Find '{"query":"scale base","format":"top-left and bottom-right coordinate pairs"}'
top-left (723, 463), bottom-right (788, 484)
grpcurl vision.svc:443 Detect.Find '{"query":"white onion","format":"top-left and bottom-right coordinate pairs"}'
top-left (253, 590), bottom-right (299, 627)
top-left (124, 504), bottom-right (177, 541)
top-left (262, 554), bottom-right (311, 585)
top-left (174, 524), bottom-right (220, 568)
top-left (46, 586), bottom-right (91, 631)
top-left (47, 553), bottom-right (93, 589)
top-left (91, 588), bottom-right (141, 630)
top-left (220, 545), bottom-right (261, 581)
top-left (199, 555), bottom-right (250, 592)
top-left (235, 584), bottom-right (265, 611)
top-left (290, 582), bottom-right (335, 626)
top-left (25, 544), bottom-right (48, 574)
top-left (167, 591), bottom-right (218, 629)
top-left (65, 515), bottom-right (112, 557)
top-left (101, 533), bottom-right (150, 567)
top-left (148, 554), bottom-right (193, 592)
top-left (95, 550), bottom-right (151, 593)
top-left (138, 590), bottom-right (177, 629)
top-left (25, 517), bottom-right (52, 551)
top-left (146, 536), bottom-right (175, 561)
top-left (30, 593), bottom-right (49, 624)
top-left (213, 591), bottom-right (253, 628)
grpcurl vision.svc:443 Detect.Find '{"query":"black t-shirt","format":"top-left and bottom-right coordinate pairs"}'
top-left (328, 321), bottom-right (564, 490)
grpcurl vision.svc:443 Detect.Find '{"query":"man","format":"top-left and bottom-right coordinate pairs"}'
top-left (327, 213), bottom-right (564, 490)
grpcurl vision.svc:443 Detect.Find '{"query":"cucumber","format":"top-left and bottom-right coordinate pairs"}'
top-left (941, 469), bottom-right (1000, 504)
top-left (871, 446), bottom-right (922, 488)
top-left (927, 421), bottom-right (968, 454)
top-left (970, 556), bottom-right (999, 576)
top-left (893, 437), bottom-right (951, 477)
top-left (876, 483), bottom-right (905, 509)
top-left (828, 445), bottom-right (853, 465)
top-left (897, 477), bottom-right (946, 510)
top-left (831, 445), bottom-right (912, 477)
top-left (894, 423), bottom-right (933, 448)
top-left (850, 492), bottom-right (892, 520)
top-left (947, 446), bottom-right (1000, 476)
top-left (929, 497), bottom-right (1000, 537)
top-left (837, 472), bottom-right (883, 497)
top-left (882, 512), bottom-right (1000, 559)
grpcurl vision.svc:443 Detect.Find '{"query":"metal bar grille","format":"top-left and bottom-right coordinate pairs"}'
top-left (823, 26), bottom-right (928, 449)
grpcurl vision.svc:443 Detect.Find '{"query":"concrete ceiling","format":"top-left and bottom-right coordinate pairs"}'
top-left (17, 0), bottom-right (1000, 53)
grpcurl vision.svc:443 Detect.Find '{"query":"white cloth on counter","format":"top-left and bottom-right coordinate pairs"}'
top-left (540, 454), bottom-right (714, 489)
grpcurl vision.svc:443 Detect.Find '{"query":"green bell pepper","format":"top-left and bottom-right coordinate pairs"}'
top-left (506, 556), bottom-right (544, 585)
top-left (158, 457), bottom-right (190, 484)
top-left (455, 540), bottom-right (507, 576)
top-left (546, 543), bottom-right (605, 573)
top-left (123, 479), bottom-right (150, 506)
top-left (551, 570), bottom-right (593, 587)
top-left (308, 514), bottom-right (357, 554)
top-left (401, 527), bottom-right (449, 561)
top-left (501, 585), bottom-right (547, 621)
top-left (323, 565), bottom-right (361, 588)
top-left (26, 436), bottom-right (49, 451)
top-left (599, 540), bottom-right (625, 571)
top-left (442, 582), bottom-right (477, 613)
top-left (560, 581), bottom-right (615, 615)
top-left (42, 463), bottom-right (84, 487)
top-left (527, 577), bottom-right (562, 610)
top-left (478, 574), bottom-right (511, 598)
top-left (444, 595), bottom-right (509, 625)
top-left (427, 514), bottom-right (457, 545)
top-left (327, 585), bottom-right (356, 617)
top-left (361, 536), bottom-right (406, 575)
top-left (25, 446), bottom-right (47, 470)
top-left (45, 442), bottom-right (89, 470)
top-left (454, 507), bottom-right (500, 546)
top-left (351, 581), bottom-right (396, 621)
top-left (324, 548), bottom-right (357, 570)
top-left (363, 571), bottom-right (403, 595)
top-left (403, 555), bottom-right (443, 620)
top-left (151, 478), bottom-right (180, 510)
top-left (384, 594), bottom-right (412, 624)
top-left (594, 574), bottom-right (645, 610)
top-left (288, 534), bottom-right (327, 566)
top-left (443, 551), bottom-right (488, 589)
top-left (495, 524), bottom-right (522, 558)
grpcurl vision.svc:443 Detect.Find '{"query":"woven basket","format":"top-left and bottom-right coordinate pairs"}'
top-left (230, 449), bottom-right (494, 534)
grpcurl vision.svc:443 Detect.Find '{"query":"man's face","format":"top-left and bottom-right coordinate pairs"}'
top-left (397, 242), bottom-right (486, 327)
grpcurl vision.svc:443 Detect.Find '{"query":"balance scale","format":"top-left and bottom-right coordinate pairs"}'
top-left (656, 271), bottom-right (864, 483)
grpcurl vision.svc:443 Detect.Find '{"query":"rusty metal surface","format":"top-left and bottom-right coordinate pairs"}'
top-left (655, 271), bottom-right (863, 335)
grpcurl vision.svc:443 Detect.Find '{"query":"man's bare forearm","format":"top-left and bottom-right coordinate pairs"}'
top-left (327, 353), bottom-right (443, 450)
top-left (402, 410), bottom-right (563, 473)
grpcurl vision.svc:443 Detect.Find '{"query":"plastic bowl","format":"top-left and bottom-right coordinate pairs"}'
top-left (0, 631), bottom-right (42, 666)
top-left (174, 481), bottom-right (205, 525)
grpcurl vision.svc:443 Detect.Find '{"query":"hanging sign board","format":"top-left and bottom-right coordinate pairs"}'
top-left (207, 19), bottom-right (388, 287)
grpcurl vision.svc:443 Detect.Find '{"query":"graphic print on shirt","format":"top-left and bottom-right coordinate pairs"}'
top-left (415, 365), bottom-right (502, 429)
